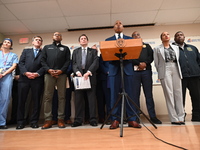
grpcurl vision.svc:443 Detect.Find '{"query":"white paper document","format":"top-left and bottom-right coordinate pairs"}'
top-left (73, 77), bottom-right (91, 90)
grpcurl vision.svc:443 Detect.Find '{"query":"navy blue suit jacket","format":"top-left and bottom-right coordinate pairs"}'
top-left (97, 55), bottom-right (109, 81)
top-left (105, 34), bottom-right (136, 121)
top-left (18, 48), bottom-right (45, 82)
top-left (105, 35), bottom-right (133, 76)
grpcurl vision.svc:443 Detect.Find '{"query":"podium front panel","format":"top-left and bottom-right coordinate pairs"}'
top-left (100, 39), bottom-right (143, 61)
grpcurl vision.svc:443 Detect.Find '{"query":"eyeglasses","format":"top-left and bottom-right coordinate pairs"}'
top-left (54, 34), bottom-right (61, 36)
top-left (132, 34), bottom-right (140, 36)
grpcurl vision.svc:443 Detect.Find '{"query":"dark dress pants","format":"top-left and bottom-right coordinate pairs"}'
top-left (74, 85), bottom-right (97, 123)
top-left (132, 70), bottom-right (156, 118)
top-left (182, 77), bottom-right (200, 115)
top-left (96, 79), bottom-right (111, 120)
top-left (17, 79), bottom-right (43, 124)
top-left (109, 72), bottom-right (137, 121)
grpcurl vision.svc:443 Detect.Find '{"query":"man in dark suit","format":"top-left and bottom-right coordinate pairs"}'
top-left (105, 20), bottom-right (141, 129)
top-left (16, 36), bottom-right (45, 129)
top-left (71, 34), bottom-right (99, 127)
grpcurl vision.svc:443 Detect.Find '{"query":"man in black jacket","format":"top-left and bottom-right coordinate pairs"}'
top-left (41, 32), bottom-right (71, 129)
top-left (132, 31), bottom-right (162, 124)
top-left (173, 31), bottom-right (200, 121)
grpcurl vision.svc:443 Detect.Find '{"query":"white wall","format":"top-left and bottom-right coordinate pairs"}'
top-left (7, 23), bottom-right (200, 118)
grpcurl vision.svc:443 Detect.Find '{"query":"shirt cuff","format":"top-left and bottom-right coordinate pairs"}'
top-left (87, 71), bottom-right (92, 76)
top-left (76, 71), bottom-right (81, 76)
top-left (36, 73), bottom-right (40, 76)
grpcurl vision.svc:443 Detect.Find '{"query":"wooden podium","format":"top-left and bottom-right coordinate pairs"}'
top-left (99, 38), bottom-right (143, 61)
top-left (99, 38), bottom-right (157, 137)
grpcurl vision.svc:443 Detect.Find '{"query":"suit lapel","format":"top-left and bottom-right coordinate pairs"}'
top-left (159, 45), bottom-right (165, 61)
top-left (111, 35), bottom-right (117, 40)
top-left (170, 44), bottom-right (179, 59)
top-left (85, 47), bottom-right (91, 68)
top-left (31, 48), bottom-right (35, 58)
top-left (78, 47), bottom-right (82, 66)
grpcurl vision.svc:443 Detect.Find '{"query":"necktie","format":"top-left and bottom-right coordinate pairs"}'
top-left (34, 49), bottom-right (39, 57)
top-left (82, 48), bottom-right (86, 69)
top-left (118, 33), bottom-right (121, 39)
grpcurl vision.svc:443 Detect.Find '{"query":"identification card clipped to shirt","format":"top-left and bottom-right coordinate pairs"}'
top-left (73, 76), bottom-right (91, 90)
top-left (0, 68), bottom-right (6, 74)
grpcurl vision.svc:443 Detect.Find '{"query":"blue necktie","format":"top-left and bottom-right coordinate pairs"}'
top-left (34, 49), bottom-right (39, 57)
top-left (118, 33), bottom-right (121, 39)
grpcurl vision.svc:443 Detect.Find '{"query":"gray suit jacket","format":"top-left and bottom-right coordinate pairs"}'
top-left (153, 44), bottom-right (182, 79)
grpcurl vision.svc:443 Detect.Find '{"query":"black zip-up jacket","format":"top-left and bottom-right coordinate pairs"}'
top-left (41, 42), bottom-right (70, 74)
top-left (132, 43), bottom-right (153, 70)
top-left (173, 42), bottom-right (200, 78)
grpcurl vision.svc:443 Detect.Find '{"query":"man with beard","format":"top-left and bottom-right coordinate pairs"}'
top-left (173, 31), bottom-right (200, 121)
top-left (41, 32), bottom-right (70, 129)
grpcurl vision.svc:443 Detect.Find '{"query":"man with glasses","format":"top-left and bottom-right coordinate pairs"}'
top-left (41, 32), bottom-right (71, 129)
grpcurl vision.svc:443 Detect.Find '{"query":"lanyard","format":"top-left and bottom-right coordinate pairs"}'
top-left (2, 52), bottom-right (10, 66)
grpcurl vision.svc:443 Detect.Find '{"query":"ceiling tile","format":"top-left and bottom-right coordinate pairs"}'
top-left (154, 8), bottom-right (200, 25)
top-left (1, 0), bottom-right (42, 3)
top-left (111, 0), bottom-right (163, 13)
top-left (5, 0), bottom-right (63, 19)
top-left (160, 0), bottom-right (200, 9)
top-left (0, 5), bottom-right (17, 21)
top-left (0, 20), bottom-right (30, 34)
top-left (111, 11), bottom-right (157, 25)
top-left (194, 16), bottom-right (200, 23)
top-left (58, 0), bottom-right (111, 16)
top-left (0, 0), bottom-right (199, 35)
top-left (22, 17), bottom-right (69, 32)
top-left (66, 14), bottom-right (110, 29)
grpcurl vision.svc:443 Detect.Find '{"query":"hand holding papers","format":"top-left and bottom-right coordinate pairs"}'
top-left (73, 76), bottom-right (91, 90)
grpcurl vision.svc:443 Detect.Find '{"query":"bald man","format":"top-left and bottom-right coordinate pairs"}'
top-left (105, 21), bottom-right (141, 129)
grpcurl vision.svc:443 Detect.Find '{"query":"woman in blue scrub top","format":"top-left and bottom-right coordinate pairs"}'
top-left (0, 38), bottom-right (18, 129)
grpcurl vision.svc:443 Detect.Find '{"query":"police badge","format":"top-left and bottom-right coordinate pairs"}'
top-left (187, 47), bottom-right (193, 51)
top-left (59, 47), bottom-right (64, 51)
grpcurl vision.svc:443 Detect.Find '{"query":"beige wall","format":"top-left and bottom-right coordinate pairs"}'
top-left (7, 23), bottom-right (200, 119)
top-left (0, 33), bottom-right (4, 43)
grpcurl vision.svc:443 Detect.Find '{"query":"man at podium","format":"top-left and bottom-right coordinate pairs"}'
top-left (105, 20), bottom-right (141, 129)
